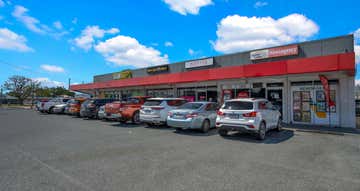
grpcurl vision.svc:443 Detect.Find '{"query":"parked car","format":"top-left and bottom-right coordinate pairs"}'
top-left (97, 105), bottom-right (106, 120)
top-left (167, 102), bottom-right (218, 133)
top-left (140, 98), bottom-right (187, 126)
top-left (104, 96), bottom-right (150, 123)
top-left (40, 98), bottom-right (71, 113)
top-left (36, 99), bottom-right (49, 112)
top-left (81, 99), bottom-right (118, 119)
top-left (216, 98), bottom-right (281, 140)
top-left (52, 99), bottom-right (74, 114)
top-left (68, 98), bottom-right (88, 116)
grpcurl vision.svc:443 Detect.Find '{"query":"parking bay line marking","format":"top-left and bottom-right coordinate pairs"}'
top-left (16, 147), bottom-right (96, 191)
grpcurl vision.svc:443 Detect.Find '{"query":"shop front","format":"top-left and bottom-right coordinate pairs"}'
top-left (71, 35), bottom-right (356, 128)
top-left (291, 81), bottom-right (339, 126)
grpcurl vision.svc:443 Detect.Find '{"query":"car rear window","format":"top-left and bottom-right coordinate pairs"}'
top-left (179, 103), bottom-right (203, 109)
top-left (127, 98), bottom-right (140, 104)
top-left (222, 101), bottom-right (253, 110)
top-left (143, 100), bottom-right (163, 106)
top-left (167, 100), bottom-right (187, 106)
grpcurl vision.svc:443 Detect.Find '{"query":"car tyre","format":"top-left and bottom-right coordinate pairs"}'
top-left (257, 122), bottom-right (266, 140)
top-left (218, 129), bottom-right (228, 136)
top-left (276, 118), bottom-right (282, 132)
top-left (201, 119), bottom-right (210, 133)
top-left (132, 111), bottom-right (140, 124)
top-left (49, 107), bottom-right (54, 114)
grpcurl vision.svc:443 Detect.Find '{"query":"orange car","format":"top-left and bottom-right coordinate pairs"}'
top-left (105, 96), bottom-right (150, 123)
top-left (68, 98), bottom-right (88, 116)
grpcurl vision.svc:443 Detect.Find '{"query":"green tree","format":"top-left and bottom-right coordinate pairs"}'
top-left (3, 75), bottom-right (40, 105)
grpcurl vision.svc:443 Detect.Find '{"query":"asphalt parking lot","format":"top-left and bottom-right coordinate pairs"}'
top-left (1, 108), bottom-right (360, 191)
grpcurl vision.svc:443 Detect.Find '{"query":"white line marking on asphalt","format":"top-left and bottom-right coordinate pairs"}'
top-left (16, 147), bottom-right (96, 191)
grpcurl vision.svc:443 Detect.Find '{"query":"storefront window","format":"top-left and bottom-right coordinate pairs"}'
top-left (293, 91), bottom-right (311, 122)
top-left (147, 89), bottom-right (174, 98)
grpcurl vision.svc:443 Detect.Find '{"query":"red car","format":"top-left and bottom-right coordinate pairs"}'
top-left (104, 96), bottom-right (150, 123)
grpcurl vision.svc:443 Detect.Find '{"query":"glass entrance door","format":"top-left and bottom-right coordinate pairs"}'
top-left (267, 89), bottom-right (283, 116)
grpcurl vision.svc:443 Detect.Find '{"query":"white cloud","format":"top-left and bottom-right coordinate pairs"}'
top-left (188, 48), bottom-right (195, 55)
top-left (0, 0), bottom-right (5, 7)
top-left (163, 0), bottom-right (213, 15)
top-left (40, 64), bottom-right (65, 73)
top-left (12, 5), bottom-right (47, 34)
top-left (33, 77), bottom-right (64, 87)
top-left (95, 35), bottom-right (169, 68)
top-left (254, 1), bottom-right (268, 8)
top-left (73, 25), bottom-right (120, 51)
top-left (53, 21), bottom-right (63, 30)
top-left (355, 45), bottom-right (360, 64)
top-left (0, 28), bottom-right (33, 52)
top-left (165, 41), bottom-right (174, 47)
top-left (212, 13), bottom-right (319, 53)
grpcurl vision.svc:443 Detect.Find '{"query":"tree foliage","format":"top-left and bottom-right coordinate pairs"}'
top-left (3, 75), bottom-right (75, 104)
top-left (3, 75), bottom-right (40, 104)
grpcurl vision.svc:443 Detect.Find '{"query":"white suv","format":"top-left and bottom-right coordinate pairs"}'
top-left (140, 98), bottom-right (187, 126)
top-left (216, 98), bottom-right (281, 140)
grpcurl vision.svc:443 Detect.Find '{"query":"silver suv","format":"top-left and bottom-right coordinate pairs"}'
top-left (140, 98), bottom-right (187, 126)
top-left (216, 98), bottom-right (281, 140)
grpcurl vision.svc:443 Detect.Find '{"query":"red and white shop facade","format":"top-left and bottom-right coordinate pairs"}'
top-left (71, 35), bottom-right (356, 128)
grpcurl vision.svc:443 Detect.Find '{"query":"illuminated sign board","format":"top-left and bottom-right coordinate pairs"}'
top-left (250, 45), bottom-right (298, 60)
top-left (113, 70), bottom-right (132, 80)
top-left (185, 58), bottom-right (213, 69)
top-left (147, 65), bottom-right (169, 74)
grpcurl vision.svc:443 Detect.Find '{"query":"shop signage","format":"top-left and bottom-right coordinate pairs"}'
top-left (185, 58), bottom-right (213, 69)
top-left (147, 65), bottom-right (169, 74)
top-left (113, 70), bottom-right (132, 80)
top-left (250, 45), bottom-right (298, 60)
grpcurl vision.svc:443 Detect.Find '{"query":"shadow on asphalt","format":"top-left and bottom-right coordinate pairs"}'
top-left (221, 129), bottom-right (294, 144)
top-left (110, 122), bottom-right (144, 128)
top-left (174, 128), bottom-right (218, 136)
top-left (144, 125), bottom-right (175, 131)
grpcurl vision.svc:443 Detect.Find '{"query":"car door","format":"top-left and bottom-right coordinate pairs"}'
top-left (206, 103), bottom-right (218, 127)
top-left (265, 101), bottom-right (277, 128)
top-left (258, 101), bottom-right (271, 127)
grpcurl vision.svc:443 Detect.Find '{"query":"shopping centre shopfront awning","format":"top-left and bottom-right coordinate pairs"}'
top-left (70, 52), bottom-right (355, 92)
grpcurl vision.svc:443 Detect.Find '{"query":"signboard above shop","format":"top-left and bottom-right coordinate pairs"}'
top-left (147, 65), bottom-right (169, 74)
top-left (250, 45), bottom-right (298, 60)
top-left (112, 70), bottom-right (132, 80)
top-left (185, 57), bottom-right (214, 69)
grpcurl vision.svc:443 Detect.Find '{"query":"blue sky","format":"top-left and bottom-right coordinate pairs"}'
top-left (0, 0), bottom-right (359, 88)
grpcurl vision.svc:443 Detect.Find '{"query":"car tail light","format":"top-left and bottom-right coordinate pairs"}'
top-left (243, 111), bottom-right (257, 117)
top-left (152, 106), bottom-right (164, 110)
top-left (217, 110), bottom-right (224, 116)
top-left (186, 113), bottom-right (198, 118)
top-left (248, 125), bottom-right (255, 128)
top-left (168, 112), bottom-right (173, 117)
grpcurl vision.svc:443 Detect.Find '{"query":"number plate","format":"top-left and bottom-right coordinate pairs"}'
top-left (228, 114), bottom-right (239, 119)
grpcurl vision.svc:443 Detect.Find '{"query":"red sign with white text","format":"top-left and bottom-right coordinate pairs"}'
top-left (250, 45), bottom-right (298, 60)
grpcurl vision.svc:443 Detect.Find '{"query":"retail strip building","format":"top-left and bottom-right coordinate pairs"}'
top-left (71, 35), bottom-right (356, 128)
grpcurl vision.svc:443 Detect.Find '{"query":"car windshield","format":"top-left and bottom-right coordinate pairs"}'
top-left (179, 102), bottom-right (203, 110)
top-left (127, 98), bottom-right (140, 104)
top-left (143, 100), bottom-right (162, 106)
top-left (223, 101), bottom-right (253, 110)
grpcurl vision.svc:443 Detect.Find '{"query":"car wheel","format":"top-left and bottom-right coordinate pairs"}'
top-left (276, 118), bottom-right (282, 132)
top-left (49, 107), bottom-right (54, 114)
top-left (218, 129), bottom-right (228, 136)
top-left (145, 123), bottom-right (153, 128)
top-left (201, 120), bottom-right (210, 133)
top-left (175, 127), bottom-right (182, 131)
top-left (132, 111), bottom-right (140, 124)
top-left (257, 122), bottom-right (266, 140)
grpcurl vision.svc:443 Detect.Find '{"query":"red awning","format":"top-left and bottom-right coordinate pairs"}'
top-left (71, 52), bottom-right (355, 91)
